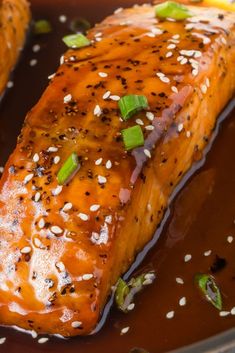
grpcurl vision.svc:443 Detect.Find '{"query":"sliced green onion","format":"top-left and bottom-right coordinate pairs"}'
top-left (155, 1), bottom-right (193, 20)
top-left (121, 125), bottom-right (144, 151)
top-left (62, 33), bottom-right (90, 48)
top-left (195, 274), bottom-right (222, 310)
top-left (115, 272), bottom-right (155, 312)
top-left (34, 20), bottom-right (52, 35)
top-left (119, 95), bottom-right (148, 121)
top-left (57, 152), bottom-right (80, 185)
top-left (115, 278), bottom-right (130, 309)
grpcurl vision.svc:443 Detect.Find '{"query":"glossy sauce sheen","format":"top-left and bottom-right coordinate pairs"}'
top-left (0, 0), bottom-right (234, 352)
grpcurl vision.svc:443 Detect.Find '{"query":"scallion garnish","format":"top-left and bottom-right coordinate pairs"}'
top-left (34, 20), bottom-right (52, 34)
top-left (119, 95), bottom-right (148, 121)
top-left (62, 33), bottom-right (91, 48)
top-left (57, 152), bottom-right (80, 185)
top-left (155, 1), bottom-right (193, 20)
top-left (195, 274), bottom-right (222, 310)
top-left (115, 272), bottom-right (155, 312)
top-left (121, 125), bottom-right (144, 151)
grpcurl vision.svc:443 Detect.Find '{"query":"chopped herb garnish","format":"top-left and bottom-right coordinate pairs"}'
top-left (115, 272), bottom-right (155, 312)
top-left (119, 95), bottom-right (148, 121)
top-left (195, 274), bottom-right (222, 310)
top-left (121, 125), bottom-right (144, 151)
top-left (57, 152), bottom-right (80, 185)
top-left (155, 1), bottom-right (193, 20)
top-left (34, 20), bottom-right (52, 35)
top-left (62, 33), bottom-right (90, 48)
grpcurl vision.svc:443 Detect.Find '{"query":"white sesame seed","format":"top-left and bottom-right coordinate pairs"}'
top-left (47, 146), bottom-right (58, 153)
top-left (71, 321), bottom-right (82, 328)
top-left (59, 15), bottom-right (67, 23)
top-left (64, 94), bottom-right (72, 104)
top-left (78, 213), bottom-right (89, 221)
top-left (95, 158), bottom-right (103, 165)
top-left (184, 254), bottom-right (192, 262)
top-left (34, 192), bottom-right (41, 202)
top-left (146, 32), bottom-right (155, 38)
top-left (176, 277), bottom-right (184, 284)
top-left (204, 250), bottom-right (212, 256)
top-left (21, 246), bottom-right (32, 254)
top-left (180, 57), bottom-right (188, 65)
top-left (94, 105), bottom-right (102, 117)
top-left (172, 34), bottom-right (180, 39)
top-left (98, 72), bottom-right (108, 78)
top-left (231, 307), bottom-right (235, 315)
top-left (24, 173), bottom-right (34, 184)
top-left (51, 226), bottom-right (63, 235)
top-left (166, 311), bottom-right (175, 319)
top-left (151, 28), bottom-right (163, 35)
top-left (219, 311), bottom-right (230, 317)
top-left (192, 69), bottom-right (198, 76)
top-left (178, 123), bottom-right (184, 132)
top-left (31, 330), bottom-right (38, 338)
top-left (146, 112), bottom-right (154, 121)
top-left (171, 86), bottom-right (178, 93)
top-left (186, 131), bottom-right (191, 138)
top-left (34, 238), bottom-right (43, 248)
top-left (166, 51), bottom-right (173, 58)
top-left (0, 338), bottom-right (6, 345)
top-left (177, 56), bottom-right (184, 62)
top-left (200, 84), bottom-right (207, 94)
top-left (33, 153), bottom-right (39, 163)
top-left (62, 203), bottom-right (73, 212)
top-left (205, 78), bottom-right (210, 88)
top-left (56, 261), bottom-right (65, 272)
top-left (90, 204), bottom-right (100, 212)
top-left (145, 125), bottom-right (155, 131)
top-left (0, 167), bottom-right (4, 173)
top-left (221, 37), bottom-right (227, 45)
top-left (95, 32), bottom-right (102, 38)
top-left (30, 59), bottom-right (37, 67)
top-left (110, 95), bottom-right (120, 101)
top-left (179, 297), bottom-right (186, 306)
top-left (105, 215), bottom-right (112, 224)
top-left (136, 118), bottom-right (144, 125)
top-left (48, 73), bottom-right (55, 80)
top-left (38, 218), bottom-right (45, 229)
top-left (98, 175), bottom-right (107, 184)
top-left (32, 44), bottom-right (40, 53)
top-left (127, 303), bottom-right (135, 311)
top-left (54, 156), bottom-right (60, 164)
top-left (82, 274), bottom-right (93, 281)
top-left (38, 337), bottom-right (49, 344)
top-left (203, 37), bottom-right (211, 44)
top-left (7, 81), bottom-right (14, 88)
top-left (156, 72), bottom-right (165, 78)
top-left (103, 91), bottom-right (111, 100)
top-left (114, 7), bottom-right (123, 14)
top-left (160, 76), bottom-right (170, 83)
top-left (60, 55), bottom-right (65, 65)
top-left (106, 160), bottom-right (112, 169)
top-left (144, 149), bottom-right (151, 158)
top-left (227, 236), bottom-right (234, 244)
top-left (121, 327), bottom-right (130, 335)
top-left (167, 43), bottom-right (176, 50)
top-left (52, 185), bottom-right (63, 196)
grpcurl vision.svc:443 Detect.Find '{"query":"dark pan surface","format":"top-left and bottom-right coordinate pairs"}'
top-left (0, 1), bottom-right (235, 352)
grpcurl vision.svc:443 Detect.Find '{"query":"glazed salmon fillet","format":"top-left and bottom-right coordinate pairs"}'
top-left (0, 0), bottom-right (234, 337)
top-left (0, 0), bottom-right (30, 96)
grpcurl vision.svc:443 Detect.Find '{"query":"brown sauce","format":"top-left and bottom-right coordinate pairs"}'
top-left (0, 0), bottom-right (234, 352)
